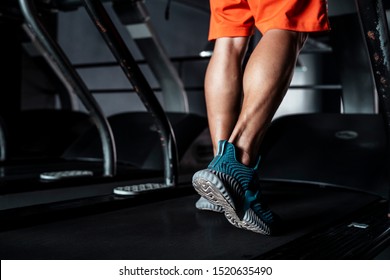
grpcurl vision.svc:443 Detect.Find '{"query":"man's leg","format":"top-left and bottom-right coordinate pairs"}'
top-left (194, 37), bottom-right (250, 213)
top-left (204, 37), bottom-right (250, 155)
top-left (193, 30), bottom-right (308, 234)
top-left (229, 29), bottom-right (308, 166)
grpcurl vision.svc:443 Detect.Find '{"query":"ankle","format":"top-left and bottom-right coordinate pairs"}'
top-left (233, 144), bottom-right (260, 168)
top-left (238, 150), bottom-right (252, 167)
top-left (228, 138), bottom-right (261, 167)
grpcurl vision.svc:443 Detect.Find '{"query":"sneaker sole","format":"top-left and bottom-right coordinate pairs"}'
top-left (192, 169), bottom-right (271, 235)
top-left (195, 197), bottom-right (224, 213)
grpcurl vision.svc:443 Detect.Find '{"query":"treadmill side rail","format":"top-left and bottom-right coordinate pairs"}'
top-left (18, 0), bottom-right (117, 177)
top-left (81, 0), bottom-right (179, 187)
top-left (355, 0), bottom-right (390, 211)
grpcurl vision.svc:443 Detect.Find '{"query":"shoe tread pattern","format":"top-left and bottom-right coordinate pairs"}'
top-left (193, 169), bottom-right (271, 235)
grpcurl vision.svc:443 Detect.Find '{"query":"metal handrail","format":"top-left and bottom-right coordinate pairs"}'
top-left (81, 0), bottom-right (178, 187)
top-left (355, 0), bottom-right (390, 211)
top-left (18, 0), bottom-right (116, 177)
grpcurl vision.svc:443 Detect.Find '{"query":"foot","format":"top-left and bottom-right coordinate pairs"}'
top-left (192, 140), bottom-right (279, 235)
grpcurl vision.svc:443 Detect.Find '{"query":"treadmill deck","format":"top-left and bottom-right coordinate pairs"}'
top-left (0, 182), bottom-right (387, 259)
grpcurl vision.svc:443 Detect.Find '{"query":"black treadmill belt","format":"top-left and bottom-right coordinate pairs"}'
top-left (0, 183), bottom-right (382, 259)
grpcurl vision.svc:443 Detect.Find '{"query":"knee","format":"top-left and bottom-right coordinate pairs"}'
top-left (283, 31), bottom-right (309, 54)
top-left (213, 37), bottom-right (250, 61)
top-left (297, 32), bottom-right (309, 50)
top-left (283, 30), bottom-right (308, 51)
top-left (262, 29), bottom-right (308, 52)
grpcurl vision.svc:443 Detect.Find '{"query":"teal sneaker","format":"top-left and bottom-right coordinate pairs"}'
top-left (192, 140), bottom-right (278, 235)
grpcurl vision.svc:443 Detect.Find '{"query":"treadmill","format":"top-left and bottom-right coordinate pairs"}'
top-left (0, 0), bottom-right (207, 209)
top-left (0, 0), bottom-right (390, 259)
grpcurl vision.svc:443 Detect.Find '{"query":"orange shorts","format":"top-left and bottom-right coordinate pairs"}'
top-left (208, 0), bottom-right (330, 40)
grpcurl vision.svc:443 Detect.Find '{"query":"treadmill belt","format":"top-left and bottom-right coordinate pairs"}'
top-left (0, 183), bottom-right (383, 259)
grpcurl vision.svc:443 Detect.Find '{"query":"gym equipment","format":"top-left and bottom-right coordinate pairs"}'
top-left (0, 181), bottom-right (388, 259)
top-left (0, 0), bottom-right (207, 190)
top-left (259, 0), bottom-right (390, 201)
top-left (19, 0), bottom-right (117, 178)
top-left (0, 0), bottom-right (209, 212)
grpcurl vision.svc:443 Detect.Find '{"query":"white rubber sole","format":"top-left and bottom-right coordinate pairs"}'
top-left (195, 196), bottom-right (224, 213)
